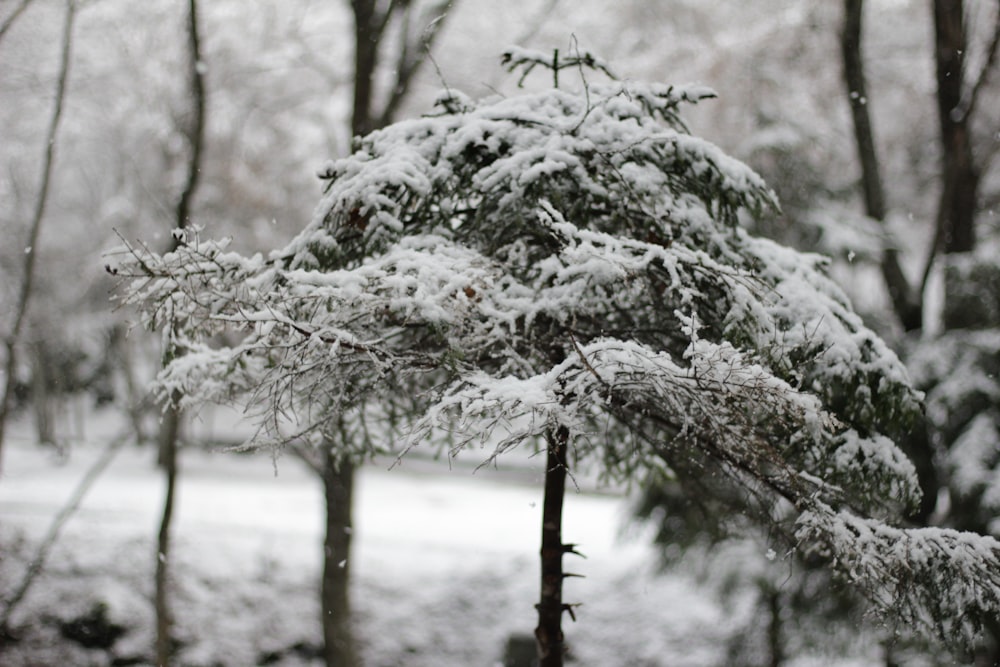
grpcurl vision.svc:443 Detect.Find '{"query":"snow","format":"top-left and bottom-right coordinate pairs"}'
top-left (0, 423), bottom-right (746, 667)
top-left (101, 57), bottom-right (987, 659)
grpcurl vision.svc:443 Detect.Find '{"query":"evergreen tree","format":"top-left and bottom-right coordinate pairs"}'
top-left (111, 51), bottom-right (1000, 665)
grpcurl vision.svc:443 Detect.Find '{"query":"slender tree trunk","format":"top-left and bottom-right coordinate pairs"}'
top-left (536, 426), bottom-right (570, 667)
top-left (311, 6), bottom-right (383, 661)
top-left (311, 7), bottom-right (456, 663)
top-left (321, 450), bottom-right (358, 667)
top-left (30, 341), bottom-right (57, 448)
top-left (0, 0), bottom-right (75, 472)
top-left (932, 0), bottom-right (979, 256)
top-left (153, 1), bottom-right (205, 663)
top-left (312, 6), bottom-right (455, 664)
top-left (154, 403), bottom-right (179, 667)
top-left (841, 0), bottom-right (922, 331)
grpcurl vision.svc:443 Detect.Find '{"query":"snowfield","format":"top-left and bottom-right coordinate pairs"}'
top-left (0, 412), bottom-right (738, 667)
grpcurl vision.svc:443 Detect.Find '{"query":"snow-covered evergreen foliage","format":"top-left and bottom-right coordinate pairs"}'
top-left (110, 52), bottom-right (1000, 646)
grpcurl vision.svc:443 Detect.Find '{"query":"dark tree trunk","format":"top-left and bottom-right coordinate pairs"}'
top-left (154, 2), bottom-right (205, 664)
top-left (841, 0), bottom-right (922, 331)
top-left (536, 427), bottom-right (571, 667)
top-left (932, 0), bottom-right (979, 255)
top-left (321, 451), bottom-right (358, 667)
top-left (315, 7), bottom-right (454, 664)
top-left (154, 403), bottom-right (180, 667)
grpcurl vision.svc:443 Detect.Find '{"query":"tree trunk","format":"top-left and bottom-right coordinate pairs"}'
top-left (321, 451), bottom-right (358, 667)
top-left (312, 6), bottom-right (456, 662)
top-left (841, 0), bottom-right (922, 331)
top-left (536, 427), bottom-right (570, 667)
top-left (932, 0), bottom-right (978, 255)
top-left (153, 1), bottom-right (205, 663)
top-left (351, 0), bottom-right (381, 139)
top-left (0, 0), bottom-right (75, 472)
top-left (155, 402), bottom-right (180, 667)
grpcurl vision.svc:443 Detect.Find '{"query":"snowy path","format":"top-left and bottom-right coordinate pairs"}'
top-left (0, 436), bottom-right (728, 666)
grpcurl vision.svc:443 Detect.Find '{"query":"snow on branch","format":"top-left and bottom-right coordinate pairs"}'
top-left (797, 504), bottom-right (1000, 649)
top-left (110, 55), bottom-right (1000, 642)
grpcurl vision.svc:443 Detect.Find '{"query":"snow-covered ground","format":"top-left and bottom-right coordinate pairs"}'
top-left (0, 410), bottom-right (734, 666)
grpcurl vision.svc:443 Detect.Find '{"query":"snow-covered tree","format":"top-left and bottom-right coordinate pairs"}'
top-left (110, 51), bottom-right (1000, 666)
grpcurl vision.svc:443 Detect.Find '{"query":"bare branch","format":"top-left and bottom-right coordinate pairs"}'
top-left (173, 0), bottom-right (207, 242)
top-left (377, 0), bottom-right (454, 128)
top-left (0, 0), bottom-right (36, 47)
top-left (0, 431), bottom-right (128, 634)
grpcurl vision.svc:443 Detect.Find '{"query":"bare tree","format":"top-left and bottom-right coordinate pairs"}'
top-left (0, 0), bottom-right (76, 472)
top-left (841, 0), bottom-right (922, 332)
top-left (154, 0), bottom-right (206, 664)
top-left (842, 0), bottom-right (999, 333)
top-left (308, 3), bottom-right (453, 664)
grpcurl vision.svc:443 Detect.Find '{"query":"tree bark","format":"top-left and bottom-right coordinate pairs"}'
top-left (536, 426), bottom-right (570, 667)
top-left (154, 401), bottom-right (180, 667)
top-left (841, 0), bottom-right (922, 331)
top-left (0, 0), bottom-right (75, 472)
top-left (350, 0), bottom-right (384, 138)
top-left (932, 0), bottom-right (979, 256)
top-left (321, 451), bottom-right (358, 667)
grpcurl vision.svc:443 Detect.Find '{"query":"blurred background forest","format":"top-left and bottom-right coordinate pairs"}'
top-left (2, 0), bottom-right (1000, 665)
